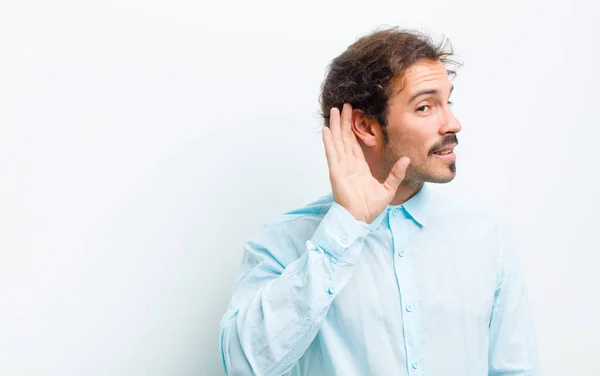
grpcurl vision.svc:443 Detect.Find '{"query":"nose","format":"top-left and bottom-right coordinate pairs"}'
top-left (440, 107), bottom-right (462, 135)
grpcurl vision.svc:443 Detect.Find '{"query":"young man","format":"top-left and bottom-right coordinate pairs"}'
top-left (219, 28), bottom-right (540, 376)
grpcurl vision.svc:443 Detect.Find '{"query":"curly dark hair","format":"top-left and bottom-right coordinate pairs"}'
top-left (319, 27), bottom-right (460, 139)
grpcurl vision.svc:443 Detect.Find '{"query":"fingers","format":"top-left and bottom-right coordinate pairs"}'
top-left (322, 125), bottom-right (337, 166)
top-left (329, 106), bottom-right (344, 156)
top-left (352, 138), bottom-right (365, 159)
top-left (383, 157), bottom-right (411, 195)
top-left (325, 103), bottom-right (362, 167)
top-left (340, 103), bottom-right (354, 153)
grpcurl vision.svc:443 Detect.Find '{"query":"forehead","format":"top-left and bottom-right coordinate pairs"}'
top-left (392, 59), bottom-right (452, 98)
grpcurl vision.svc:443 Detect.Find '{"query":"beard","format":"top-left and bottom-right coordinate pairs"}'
top-left (380, 140), bottom-right (457, 185)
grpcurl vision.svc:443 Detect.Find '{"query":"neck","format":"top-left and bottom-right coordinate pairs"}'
top-left (362, 145), bottom-right (425, 206)
top-left (390, 179), bottom-right (423, 206)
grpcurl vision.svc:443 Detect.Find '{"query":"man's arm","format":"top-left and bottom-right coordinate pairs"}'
top-left (219, 201), bottom-right (373, 376)
top-left (488, 222), bottom-right (541, 375)
top-left (220, 103), bottom-right (411, 375)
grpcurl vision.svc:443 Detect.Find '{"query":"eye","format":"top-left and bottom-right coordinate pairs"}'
top-left (416, 105), bottom-right (431, 113)
top-left (448, 101), bottom-right (454, 107)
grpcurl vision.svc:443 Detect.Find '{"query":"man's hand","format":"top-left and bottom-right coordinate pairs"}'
top-left (322, 103), bottom-right (411, 224)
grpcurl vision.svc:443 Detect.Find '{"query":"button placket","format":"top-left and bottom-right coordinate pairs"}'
top-left (390, 210), bottom-right (423, 375)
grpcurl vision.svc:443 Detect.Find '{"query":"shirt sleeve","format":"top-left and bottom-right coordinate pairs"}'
top-left (219, 202), bottom-right (374, 376)
top-left (488, 221), bottom-right (541, 375)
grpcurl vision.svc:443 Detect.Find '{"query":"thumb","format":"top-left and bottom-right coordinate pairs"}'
top-left (383, 157), bottom-right (411, 195)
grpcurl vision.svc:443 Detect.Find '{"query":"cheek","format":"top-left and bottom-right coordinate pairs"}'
top-left (411, 133), bottom-right (434, 158)
top-left (385, 118), bottom-right (433, 157)
top-left (396, 135), bottom-right (431, 159)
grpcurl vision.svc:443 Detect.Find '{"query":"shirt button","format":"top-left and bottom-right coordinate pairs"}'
top-left (397, 249), bottom-right (405, 257)
top-left (328, 286), bottom-right (337, 294)
top-left (405, 305), bottom-right (413, 312)
top-left (340, 236), bottom-right (348, 245)
top-left (412, 361), bottom-right (419, 369)
top-left (391, 209), bottom-right (397, 217)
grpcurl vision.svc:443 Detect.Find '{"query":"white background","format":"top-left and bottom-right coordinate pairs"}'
top-left (1, 0), bottom-right (598, 375)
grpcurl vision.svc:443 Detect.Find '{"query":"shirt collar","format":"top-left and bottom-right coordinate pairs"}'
top-left (327, 183), bottom-right (430, 231)
top-left (385, 182), bottom-right (430, 228)
top-left (402, 183), bottom-right (429, 227)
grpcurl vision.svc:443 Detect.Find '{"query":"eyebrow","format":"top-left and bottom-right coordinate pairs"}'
top-left (407, 85), bottom-right (454, 104)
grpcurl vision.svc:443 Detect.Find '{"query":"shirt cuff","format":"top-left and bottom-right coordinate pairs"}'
top-left (310, 201), bottom-right (372, 262)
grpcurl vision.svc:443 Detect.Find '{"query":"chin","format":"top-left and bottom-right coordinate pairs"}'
top-left (428, 174), bottom-right (456, 184)
top-left (416, 164), bottom-right (457, 184)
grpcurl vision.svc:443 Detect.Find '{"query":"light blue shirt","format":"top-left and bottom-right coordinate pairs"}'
top-left (219, 183), bottom-right (540, 375)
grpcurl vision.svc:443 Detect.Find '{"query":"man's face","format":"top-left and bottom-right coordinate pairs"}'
top-left (381, 59), bottom-right (462, 184)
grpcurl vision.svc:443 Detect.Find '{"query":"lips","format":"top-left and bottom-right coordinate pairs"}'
top-left (433, 143), bottom-right (457, 155)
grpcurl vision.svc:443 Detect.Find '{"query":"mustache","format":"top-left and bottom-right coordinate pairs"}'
top-left (428, 134), bottom-right (459, 156)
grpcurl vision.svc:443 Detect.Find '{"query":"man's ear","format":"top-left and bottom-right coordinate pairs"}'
top-left (351, 109), bottom-right (380, 147)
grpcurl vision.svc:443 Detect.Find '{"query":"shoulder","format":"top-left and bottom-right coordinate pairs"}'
top-left (264, 192), bottom-right (335, 231)
top-left (427, 186), bottom-right (506, 230)
top-left (425, 186), bottom-right (511, 250)
top-left (245, 193), bottom-right (336, 265)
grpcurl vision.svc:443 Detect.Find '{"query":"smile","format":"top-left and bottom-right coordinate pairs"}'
top-left (433, 149), bottom-right (456, 161)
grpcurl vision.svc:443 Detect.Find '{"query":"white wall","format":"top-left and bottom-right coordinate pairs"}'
top-left (1, 0), bottom-right (598, 375)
